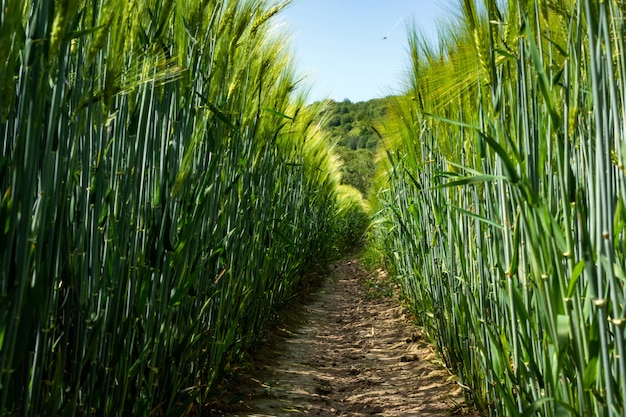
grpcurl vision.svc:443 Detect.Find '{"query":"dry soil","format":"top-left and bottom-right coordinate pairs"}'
top-left (209, 256), bottom-right (479, 416)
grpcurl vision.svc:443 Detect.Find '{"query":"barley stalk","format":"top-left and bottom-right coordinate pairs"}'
top-left (373, 1), bottom-right (626, 415)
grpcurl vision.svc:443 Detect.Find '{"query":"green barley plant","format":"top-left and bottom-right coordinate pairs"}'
top-left (372, 0), bottom-right (626, 415)
top-left (333, 184), bottom-right (371, 254)
top-left (0, 0), bottom-right (364, 415)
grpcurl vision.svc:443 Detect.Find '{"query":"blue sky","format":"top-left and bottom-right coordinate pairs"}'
top-left (279, 0), bottom-right (454, 103)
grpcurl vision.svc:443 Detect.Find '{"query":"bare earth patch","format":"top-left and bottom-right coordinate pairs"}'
top-left (210, 257), bottom-right (478, 416)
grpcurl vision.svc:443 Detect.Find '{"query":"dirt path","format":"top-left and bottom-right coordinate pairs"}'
top-left (210, 257), bottom-right (477, 416)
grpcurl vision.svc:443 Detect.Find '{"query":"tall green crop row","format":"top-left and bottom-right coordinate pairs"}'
top-left (373, 0), bottom-right (626, 415)
top-left (0, 0), bottom-right (353, 415)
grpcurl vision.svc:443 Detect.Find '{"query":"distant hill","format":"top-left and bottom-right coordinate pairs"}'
top-left (315, 97), bottom-right (393, 197)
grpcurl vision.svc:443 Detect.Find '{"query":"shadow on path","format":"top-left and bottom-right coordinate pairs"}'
top-left (209, 256), bottom-right (478, 416)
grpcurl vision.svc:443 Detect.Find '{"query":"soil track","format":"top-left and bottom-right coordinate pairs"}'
top-left (210, 257), bottom-right (478, 416)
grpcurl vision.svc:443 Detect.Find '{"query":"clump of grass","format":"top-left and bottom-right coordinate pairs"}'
top-left (359, 242), bottom-right (386, 272)
top-left (363, 271), bottom-right (395, 300)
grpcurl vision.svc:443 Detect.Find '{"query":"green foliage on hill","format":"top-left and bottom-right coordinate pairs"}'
top-left (316, 98), bottom-right (391, 197)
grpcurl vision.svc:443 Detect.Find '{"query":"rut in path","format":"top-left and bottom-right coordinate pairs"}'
top-left (212, 257), bottom-right (477, 416)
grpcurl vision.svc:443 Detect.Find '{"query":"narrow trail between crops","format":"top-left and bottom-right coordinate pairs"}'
top-left (211, 256), bottom-right (477, 416)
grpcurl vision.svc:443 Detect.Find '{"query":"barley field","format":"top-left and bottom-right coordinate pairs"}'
top-left (4, 0), bottom-right (626, 416)
top-left (0, 0), bottom-right (367, 415)
top-left (372, 0), bottom-right (626, 415)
